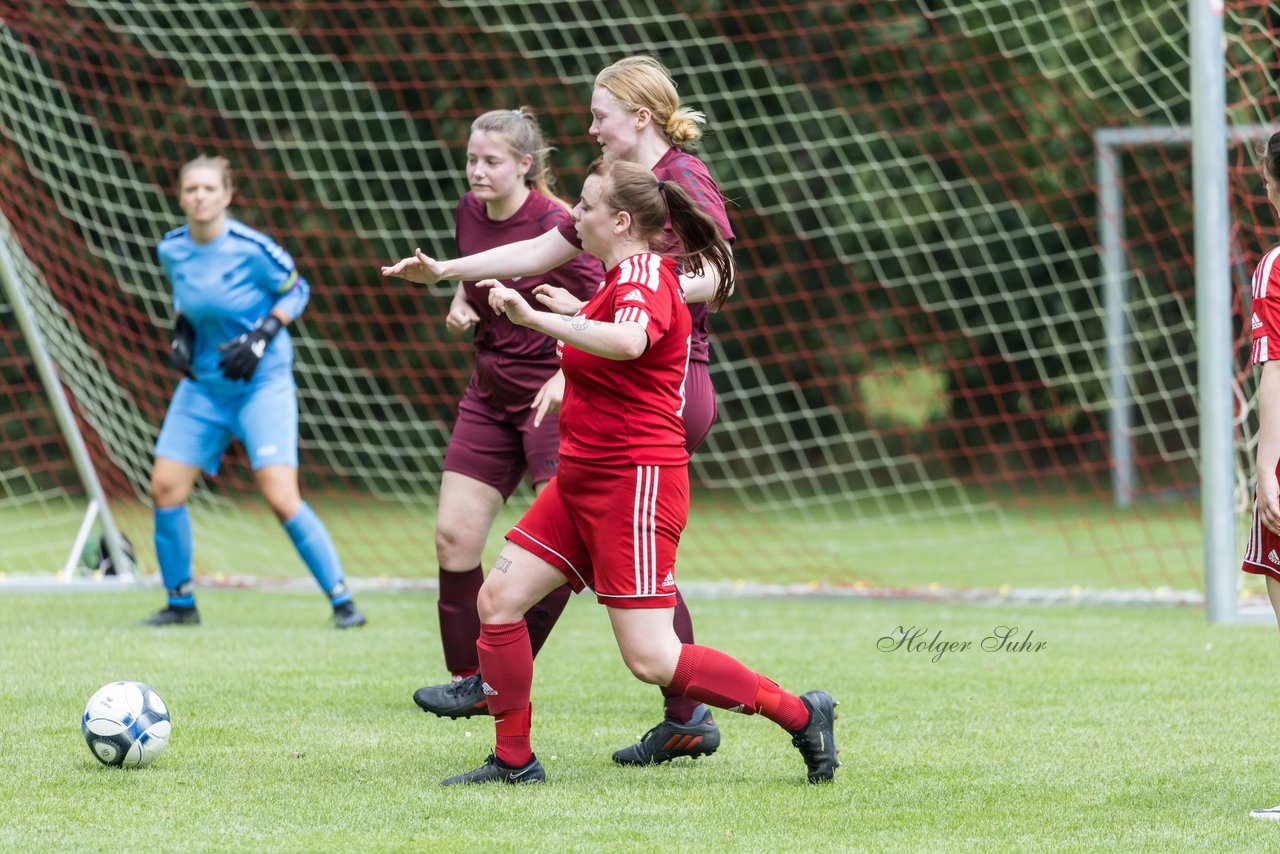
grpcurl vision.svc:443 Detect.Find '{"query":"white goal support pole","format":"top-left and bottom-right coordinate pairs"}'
top-left (0, 214), bottom-right (132, 581)
top-left (1191, 0), bottom-right (1237, 625)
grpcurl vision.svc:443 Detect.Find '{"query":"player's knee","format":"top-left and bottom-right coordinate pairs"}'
top-left (434, 525), bottom-right (478, 567)
top-left (620, 649), bottom-right (673, 686)
top-left (476, 569), bottom-right (531, 624)
top-left (475, 578), bottom-right (505, 623)
top-left (263, 491), bottom-right (301, 522)
top-left (150, 474), bottom-right (187, 508)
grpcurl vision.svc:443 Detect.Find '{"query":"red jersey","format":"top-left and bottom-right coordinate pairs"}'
top-left (1251, 244), bottom-right (1280, 364)
top-left (456, 189), bottom-right (602, 415)
top-left (558, 148), bottom-right (733, 363)
top-left (557, 253), bottom-right (692, 466)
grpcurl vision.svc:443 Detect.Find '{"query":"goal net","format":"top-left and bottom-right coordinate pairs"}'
top-left (0, 1), bottom-right (1264, 597)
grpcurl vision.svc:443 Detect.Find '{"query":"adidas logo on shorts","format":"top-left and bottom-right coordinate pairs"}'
top-left (1269, 549), bottom-right (1280, 565)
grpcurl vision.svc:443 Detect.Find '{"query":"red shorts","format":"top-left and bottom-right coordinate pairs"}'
top-left (442, 386), bottom-right (560, 499)
top-left (1243, 496), bottom-right (1280, 582)
top-left (506, 457), bottom-right (689, 608)
top-left (682, 359), bottom-right (718, 453)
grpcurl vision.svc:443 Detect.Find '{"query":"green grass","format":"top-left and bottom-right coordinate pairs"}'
top-left (5, 490), bottom-right (1228, 595)
top-left (2, 588), bottom-right (1280, 851)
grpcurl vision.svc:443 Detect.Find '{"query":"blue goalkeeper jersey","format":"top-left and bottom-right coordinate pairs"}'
top-left (157, 219), bottom-right (310, 397)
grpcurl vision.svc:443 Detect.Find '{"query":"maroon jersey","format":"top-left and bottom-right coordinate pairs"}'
top-left (558, 149), bottom-right (734, 363)
top-left (456, 190), bottom-right (602, 416)
top-left (557, 253), bottom-right (692, 466)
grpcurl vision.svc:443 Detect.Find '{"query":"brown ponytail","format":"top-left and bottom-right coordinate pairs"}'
top-left (589, 158), bottom-right (733, 310)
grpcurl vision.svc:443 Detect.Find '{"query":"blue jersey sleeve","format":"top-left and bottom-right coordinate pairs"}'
top-left (249, 232), bottom-right (310, 321)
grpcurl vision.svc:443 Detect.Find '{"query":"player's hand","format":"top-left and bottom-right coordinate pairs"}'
top-left (533, 284), bottom-right (586, 316)
top-left (531, 369), bottom-right (565, 428)
top-left (217, 315), bottom-right (283, 382)
top-left (483, 280), bottom-right (535, 326)
top-left (445, 301), bottom-right (480, 334)
top-left (170, 313), bottom-right (196, 379)
top-left (1261, 470), bottom-right (1280, 535)
top-left (381, 248), bottom-right (446, 285)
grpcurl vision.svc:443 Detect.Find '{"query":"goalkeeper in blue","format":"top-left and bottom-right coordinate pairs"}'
top-left (141, 154), bottom-right (366, 629)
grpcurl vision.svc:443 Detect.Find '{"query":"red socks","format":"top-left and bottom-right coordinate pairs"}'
top-left (669, 644), bottom-right (809, 731)
top-left (477, 621), bottom-right (534, 766)
top-left (437, 566), bottom-right (484, 677)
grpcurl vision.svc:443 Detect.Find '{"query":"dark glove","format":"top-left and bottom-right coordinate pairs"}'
top-left (217, 315), bottom-right (283, 382)
top-left (171, 314), bottom-right (196, 379)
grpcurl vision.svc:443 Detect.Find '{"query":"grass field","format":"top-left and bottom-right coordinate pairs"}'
top-left (1, 489), bottom-right (1233, 596)
top-left (3, 587), bottom-right (1280, 851)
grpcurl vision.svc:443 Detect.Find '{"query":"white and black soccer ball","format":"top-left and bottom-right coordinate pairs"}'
top-left (81, 681), bottom-right (171, 768)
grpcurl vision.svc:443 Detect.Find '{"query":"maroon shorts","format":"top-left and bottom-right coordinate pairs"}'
top-left (683, 359), bottom-right (717, 453)
top-left (1243, 496), bottom-right (1280, 582)
top-left (506, 457), bottom-right (689, 608)
top-left (442, 386), bottom-right (560, 499)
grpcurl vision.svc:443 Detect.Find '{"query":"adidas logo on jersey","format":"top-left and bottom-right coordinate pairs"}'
top-left (621, 288), bottom-right (646, 303)
top-left (660, 571), bottom-right (674, 587)
top-left (1256, 312), bottom-right (1265, 331)
top-left (482, 681), bottom-right (498, 696)
top-left (1269, 549), bottom-right (1280, 565)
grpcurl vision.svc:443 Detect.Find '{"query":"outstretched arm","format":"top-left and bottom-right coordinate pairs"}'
top-left (381, 228), bottom-right (581, 286)
top-left (485, 282), bottom-right (646, 361)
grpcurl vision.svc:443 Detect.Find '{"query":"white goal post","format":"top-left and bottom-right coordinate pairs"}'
top-left (0, 212), bottom-right (133, 583)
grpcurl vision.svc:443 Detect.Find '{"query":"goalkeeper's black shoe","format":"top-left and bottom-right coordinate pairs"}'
top-left (441, 753), bottom-right (545, 786)
top-left (413, 673), bottom-right (490, 718)
top-left (612, 704), bottom-right (720, 766)
top-left (789, 690), bottom-right (840, 783)
top-left (333, 601), bottom-right (367, 629)
top-left (140, 605), bottom-right (200, 626)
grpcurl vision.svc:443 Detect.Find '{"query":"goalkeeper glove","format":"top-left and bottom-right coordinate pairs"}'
top-left (217, 315), bottom-right (284, 382)
top-left (171, 314), bottom-right (196, 379)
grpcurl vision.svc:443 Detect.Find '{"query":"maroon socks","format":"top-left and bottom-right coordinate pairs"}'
top-left (437, 566), bottom-right (484, 676)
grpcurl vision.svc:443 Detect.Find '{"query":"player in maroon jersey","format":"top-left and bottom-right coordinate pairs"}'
top-left (438, 158), bottom-right (837, 786)
top-left (385, 56), bottom-right (733, 765)
top-left (1244, 131), bottom-right (1280, 821)
top-left (419, 108), bottom-right (602, 705)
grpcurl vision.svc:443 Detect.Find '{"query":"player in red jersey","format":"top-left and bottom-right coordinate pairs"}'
top-left (437, 158), bottom-right (838, 786)
top-left (384, 56), bottom-right (733, 765)
top-left (421, 108), bottom-right (602, 704)
top-left (1244, 131), bottom-right (1280, 821)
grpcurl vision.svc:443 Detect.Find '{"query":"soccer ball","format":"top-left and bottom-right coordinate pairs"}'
top-left (81, 681), bottom-right (171, 768)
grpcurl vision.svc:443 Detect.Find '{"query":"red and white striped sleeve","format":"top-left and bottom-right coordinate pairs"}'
top-left (612, 254), bottom-right (673, 346)
top-left (1252, 245), bottom-right (1280, 364)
